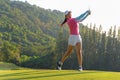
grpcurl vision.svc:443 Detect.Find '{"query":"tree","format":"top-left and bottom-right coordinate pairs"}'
top-left (0, 41), bottom-right (20, 64)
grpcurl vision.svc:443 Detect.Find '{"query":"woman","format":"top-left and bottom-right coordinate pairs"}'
top-left (57, 10), bottom-right (91, 71)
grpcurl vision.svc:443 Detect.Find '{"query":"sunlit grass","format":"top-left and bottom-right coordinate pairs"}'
top-left (0, 62), bottom-right (120, 80)
top-left (0, 69), bottom-right (120, 80)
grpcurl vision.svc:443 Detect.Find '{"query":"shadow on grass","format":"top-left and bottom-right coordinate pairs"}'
top-left (0, 70), bottom-right (100, 80)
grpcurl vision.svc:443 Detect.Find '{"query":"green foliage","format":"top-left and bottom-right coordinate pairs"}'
top-left (0, 41), bottom-right (20, 63)
top-left (20, 52), bottom-right (57, 69)
top-left (0, 0), bottom-right (60, 60)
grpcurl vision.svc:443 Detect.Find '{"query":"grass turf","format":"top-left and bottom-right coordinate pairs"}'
top-left (0, 69), bottom-right (120, 80)
top-left (0, 62), bottom-right (120, 80)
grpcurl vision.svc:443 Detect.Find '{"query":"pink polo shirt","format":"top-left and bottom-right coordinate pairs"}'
top-left (67, 18), bottom-right (80, 35)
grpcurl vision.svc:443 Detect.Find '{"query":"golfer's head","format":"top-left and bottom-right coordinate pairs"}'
top-left (64, 10), bottom-right (72, 18)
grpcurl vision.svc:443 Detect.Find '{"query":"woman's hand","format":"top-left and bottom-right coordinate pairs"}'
top-left (60, 24), bottom-right (63, 27)
top-left (88, 9), bottom-right (91, 15)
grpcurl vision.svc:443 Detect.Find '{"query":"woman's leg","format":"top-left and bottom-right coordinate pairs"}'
top-left (61, 45), bottom-right (73, 63)
top-left (58, 45), bottom-right (73, 70)
top-left (75, 42), bottom-right (83, 70)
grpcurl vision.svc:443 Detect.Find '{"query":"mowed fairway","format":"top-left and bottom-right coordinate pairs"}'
top-left (0, 69), bottom-right (120, 80)
top-left (0, 62), bottom-right (120, 80)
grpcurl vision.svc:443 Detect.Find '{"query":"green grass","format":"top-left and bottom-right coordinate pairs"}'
top-left (0, 62), bottom-right (120, 80)
top-left (0, 62), bottom-right (22, 70)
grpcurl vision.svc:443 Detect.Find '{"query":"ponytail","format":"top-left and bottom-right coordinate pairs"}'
top-left (61, 15), bottom-right (67, 26)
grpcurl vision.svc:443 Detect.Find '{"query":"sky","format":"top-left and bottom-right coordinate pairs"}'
top-left (20, 0), bottom-right (120, 32)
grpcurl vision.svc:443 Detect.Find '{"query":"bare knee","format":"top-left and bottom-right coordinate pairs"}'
top-left (65, 46), bottom-right (73, 55)
top-left (76, 42), bottom-right (82, 53)
top-left (65, 49), bottom-right (72, 55)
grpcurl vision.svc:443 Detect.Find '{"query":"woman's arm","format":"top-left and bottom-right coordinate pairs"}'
top-left (75, 10), bottom-right (91, 22)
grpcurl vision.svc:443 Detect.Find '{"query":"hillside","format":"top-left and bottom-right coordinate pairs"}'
top-left (0, 0), bottom-right (69, 69)
top-left (0, 0), bottom-right (66, 58)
